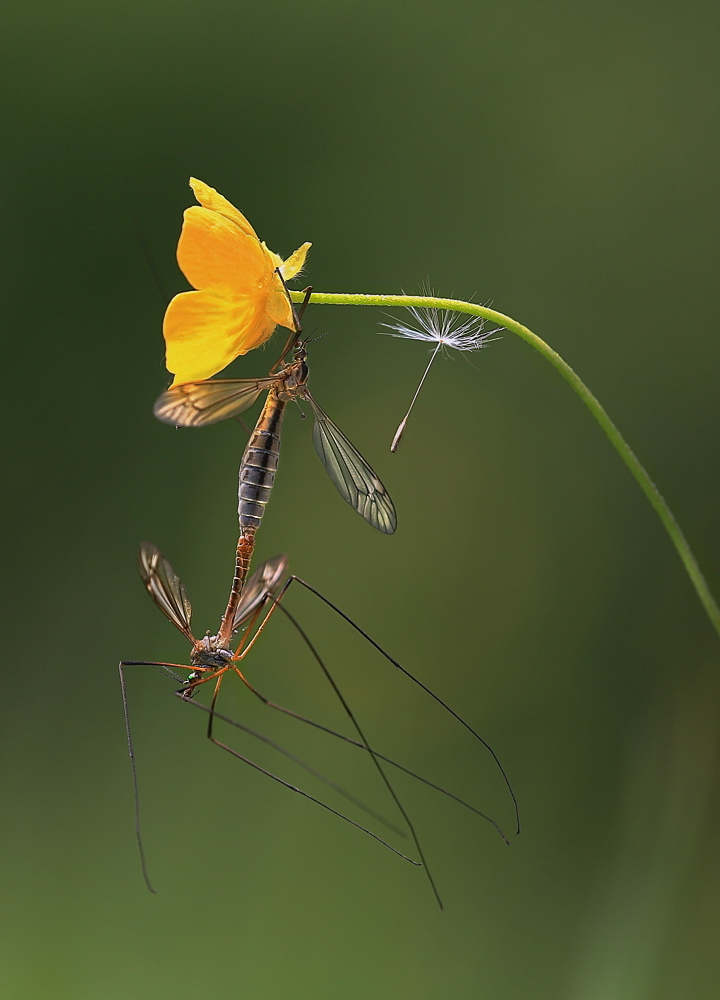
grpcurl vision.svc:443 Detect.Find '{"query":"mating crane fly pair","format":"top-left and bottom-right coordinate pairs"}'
top-left (123, 294), bottom-right (516, 908)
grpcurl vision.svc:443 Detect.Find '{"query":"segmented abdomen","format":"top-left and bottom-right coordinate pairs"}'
top-left (238, 388), bottom-right (286, 531)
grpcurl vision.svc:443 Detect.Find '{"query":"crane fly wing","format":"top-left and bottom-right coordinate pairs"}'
top-left (138, 542), bottom-right (195, 642)
top-left (153, 378), bottom-right (275, 427)
top-left (232, 554), bottom-right (289, 631)
top-left (307, 395), bottom-right (397, 535)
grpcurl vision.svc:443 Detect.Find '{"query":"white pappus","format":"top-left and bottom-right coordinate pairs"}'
top-left (380, 304), bottom-right (501, 452)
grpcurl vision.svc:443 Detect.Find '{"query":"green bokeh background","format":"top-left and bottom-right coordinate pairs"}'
top-left (3, 1), bottom-right (720, 997)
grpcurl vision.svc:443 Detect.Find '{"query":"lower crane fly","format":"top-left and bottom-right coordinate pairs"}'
top-left (120, 542), bottom-right (513, 906)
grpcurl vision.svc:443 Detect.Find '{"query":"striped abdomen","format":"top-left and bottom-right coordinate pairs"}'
top-left (238, 387), bottom-right (287, 532)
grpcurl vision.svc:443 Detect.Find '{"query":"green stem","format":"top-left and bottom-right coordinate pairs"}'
top-left (291, 290), bottom-right (720, 639)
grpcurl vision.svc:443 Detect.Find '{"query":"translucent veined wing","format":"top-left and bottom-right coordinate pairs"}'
top-left (153, 377), bottom-right (276, 427)
top-left (232, 553), bottom-right (289, 631)
top-left (307, 395), bottom-right (397, 535)
top-left (138, 542), bottom-right (195, 642)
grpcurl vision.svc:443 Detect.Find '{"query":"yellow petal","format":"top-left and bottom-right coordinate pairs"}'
top-left (177, 205), bottom-right (273, 297)
top-left (265, 284), bottom-right (296, 329)
top-left (164, 291), bottom-right (275, 385)
top-left (279, 242), bottom-right (312, 280)
top-left (188, 178), bottom-right (259, 239)
top-left (263, 245), bottom-right (284, 271)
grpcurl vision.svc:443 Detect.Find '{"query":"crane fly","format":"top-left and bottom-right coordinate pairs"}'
top-left (154, 328), bottom-right (396, 650)
top-left (154, 337), bottom-right (395, 540)
top-left (154, 339), bottom-right (396, 654)
top-left (120, 541), bottom-right (513, 906)
top-left (121, 543), bottom-right (415, 892)
top-left (153, 280), bottom-right (394, 641)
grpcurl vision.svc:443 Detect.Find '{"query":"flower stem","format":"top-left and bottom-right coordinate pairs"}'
top-left (291, 290), bottom-right (720, 640)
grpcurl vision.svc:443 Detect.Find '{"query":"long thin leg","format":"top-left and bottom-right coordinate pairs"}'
top-left (176, 693), bottom-right (419, 865)
top-left (119, 659), bottom-right (190, 893)
top-left (233, 588), bottom-right (444, 907)
top-left (121, 659), bottom-right (194, 678)
top-left (184, 689), bottom-right (510, 843)
top-left (271, 600), bottom-right (510, 844)
top-left (179, 619), bottom-right (504, 838)
top-left (289, 575), bottom-right (521, 835)
top-left (120, 656), bottom-right (409, 892)
top-left (207, 672), bottom-right (225, 739)
top-left (230, 581), bottom-right (510, 841)
top-left (184, 664), bottom-right (405, 834)
top-left (119, 657), bottom-right (236, 892)
top-left (270, 280), bottom-right (312, 372)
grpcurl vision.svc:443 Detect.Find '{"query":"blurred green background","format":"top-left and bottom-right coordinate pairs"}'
top-left (2, 0), bottom-right (720, 996)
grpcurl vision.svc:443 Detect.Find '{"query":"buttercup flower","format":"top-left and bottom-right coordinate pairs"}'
top-left (163, 178), bottom-right (311, 386)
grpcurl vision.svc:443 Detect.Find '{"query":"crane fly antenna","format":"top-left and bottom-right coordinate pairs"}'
top-left (303, 329), bottom-right (333, 347)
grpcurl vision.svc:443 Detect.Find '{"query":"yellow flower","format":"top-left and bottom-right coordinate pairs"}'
top-left (163, 178), bottom-right (311, 386)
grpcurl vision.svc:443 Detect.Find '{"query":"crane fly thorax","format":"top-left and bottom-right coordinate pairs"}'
top-left (190, 635), bottom-right (234, 669)
top-left (275, 357), bottom-right (309, 403)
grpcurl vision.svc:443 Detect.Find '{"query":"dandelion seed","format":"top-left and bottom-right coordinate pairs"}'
top-left (163, 178), bottom-right (311, 386)
top-left (380, 305), bottom-right (501, 451)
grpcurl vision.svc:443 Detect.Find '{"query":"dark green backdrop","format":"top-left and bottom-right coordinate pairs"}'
top-left (3, 1), bottom-right (720, 997)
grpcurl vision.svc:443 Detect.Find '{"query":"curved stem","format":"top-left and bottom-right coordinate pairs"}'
top-left (291, 291), bottom-right (720, 640)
